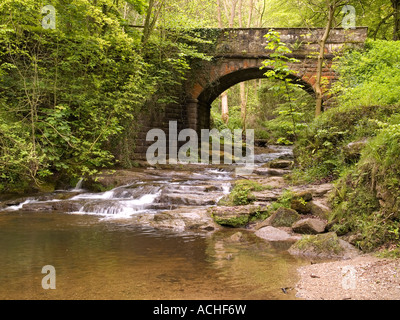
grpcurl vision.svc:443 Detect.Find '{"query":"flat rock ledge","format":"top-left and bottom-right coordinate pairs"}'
top-left (133, 207), bottom-right (219, 233)
top-left (255, 226), bottom-right (301, 242)
top-left (209, 205), bottom-right (268, 228)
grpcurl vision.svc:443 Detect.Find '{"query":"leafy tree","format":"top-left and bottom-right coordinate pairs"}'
top-left (261, 30), bottom-right (308, 142)
top-left (0, 0), bottom-right (154, 190)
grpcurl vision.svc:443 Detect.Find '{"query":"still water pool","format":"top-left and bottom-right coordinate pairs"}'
top-left (0, 211), bottom-right (307, 300)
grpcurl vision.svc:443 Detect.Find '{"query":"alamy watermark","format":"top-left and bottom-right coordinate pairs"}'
top-left (146, 121), bottom-right (255, 175)
top-left (341, 266), bottom-right (357, 290)
top-left (41, 5), bottom-right (56, 30)
top-left (41, 265), bottom-right (56, 290)
top-left (342, 5), bottom-right (356, 30)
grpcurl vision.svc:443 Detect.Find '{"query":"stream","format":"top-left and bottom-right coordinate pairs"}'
top-left (0, 146), bottom-right (309, 300)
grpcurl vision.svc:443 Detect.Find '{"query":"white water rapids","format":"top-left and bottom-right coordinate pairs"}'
top-left (2, 146), bottom-right (293, 221)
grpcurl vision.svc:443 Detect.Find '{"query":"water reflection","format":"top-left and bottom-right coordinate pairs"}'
top-left (0, 212), bottom-right (307, 300)
top-left (0, 146), bottom-right (307, 300)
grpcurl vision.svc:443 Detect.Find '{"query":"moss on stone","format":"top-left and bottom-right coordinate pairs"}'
top-left (210, 205), bottom-right (267, 228)
top-left (213, 214), bottom-right (251, 228)
top-left (290, 232), bottom-right (344, 256)
top-left (268, 207), bottom-right (301, 227)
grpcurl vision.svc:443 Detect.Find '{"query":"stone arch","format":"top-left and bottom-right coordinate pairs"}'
top-left (185, 59), bottom-right (316, 133)
top-left (197, 66), bottom-right (315, 106)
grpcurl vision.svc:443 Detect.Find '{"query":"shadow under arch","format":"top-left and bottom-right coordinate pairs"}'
top-left (197, 67), bottom-right (315, 106)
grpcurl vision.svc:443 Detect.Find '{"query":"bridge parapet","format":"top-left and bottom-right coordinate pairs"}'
top-left (191, 27), bottom-right (368, 58)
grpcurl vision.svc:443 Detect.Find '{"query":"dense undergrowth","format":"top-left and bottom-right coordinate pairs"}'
top-left (292, 40), bottom-right (400, 254)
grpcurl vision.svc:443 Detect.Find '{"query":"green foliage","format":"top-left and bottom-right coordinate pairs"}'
top-left (0, 2), bottom-right (152, 190)
top-left (294, 103), bottom-right (399, 183)
top-left (291, 38), bottom-right (400, 253)
top-left (0, 0), bottom-right (209, 191)
top-left (260, 30), bottom-right (314, 144)
top-left (211, 104), bottom-right (243, 132)
top-left (223, 179), bottom-right (265, 206)
top-left (268, 189), bottom-right (295, 212)
top-left (333, 40), bottom-right (400, 108)
top-left (329, 118), bottom-right (400, 252)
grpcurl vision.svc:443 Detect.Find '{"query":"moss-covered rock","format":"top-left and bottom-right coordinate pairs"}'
top-left (309, 200), bottom-right (331, 220)
top-left (290, 199), bottom-right (312, 214)
top-left (288, 232), bottom-right (360, 259)
top-left (210, 205), bottom-right (267, 228)
top-left (293, 191), bottom-right (313, 202)
top-left (343, 138), bottom-right (368, 163)
top-left (268, 160), bottom-right (293, 169)
top-left (221, 180), bottom-right (266, 206)
top-left (262, 207), bottom-right (301, 228)
top-left (289, 191), bottom-right (314, 214)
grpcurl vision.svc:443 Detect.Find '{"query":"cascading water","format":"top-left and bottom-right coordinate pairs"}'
top-left (71, 184), bottom-right (163, 219)
top-left (1, 146), bottom-right (292, 221)
top-left (72, 178), bottom-right (84, 192)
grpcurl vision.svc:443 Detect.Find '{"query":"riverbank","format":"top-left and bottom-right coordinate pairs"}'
top-left (295, 254), bottom-right (400, 300)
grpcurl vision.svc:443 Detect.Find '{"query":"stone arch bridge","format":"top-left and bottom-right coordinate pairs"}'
top-left (134, 27), bottom-right (368, 159)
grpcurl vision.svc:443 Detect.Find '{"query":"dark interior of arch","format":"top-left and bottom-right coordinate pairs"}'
top-left (197, 67), bottom-right (315, 106)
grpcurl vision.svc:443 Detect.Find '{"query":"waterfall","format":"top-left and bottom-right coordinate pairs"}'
top-left (72, 178), bottom-right (84, 191)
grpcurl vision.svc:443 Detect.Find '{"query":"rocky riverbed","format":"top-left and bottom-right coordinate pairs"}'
top-left (1, 145), bottom-right (398, 300)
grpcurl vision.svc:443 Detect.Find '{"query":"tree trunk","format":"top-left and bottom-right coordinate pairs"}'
top-left (142, 0), bottom-right (165, 45)
top-left (217, 0), bottom-right (223, 27)
top-left (222, 0), bottom-right (231, 23)
top-left (239, 0), bottom-right (243, 27)
top-left (315, 2), bottom-right (335, 117)
top-left (142, 0), bottom-right (155, 44)
top-left (229, 0), bottom-right (239, 27)
top-left (247, 0), bottom-right (254, 27)
top-left (258, 0), bottom-right (266, 27)
top-left (393, 0), bottom-right (400, 40)
top-left (238, 0), bottom-right (247, 129)
top-left (240, 83), bottom-right (247, 130)
top-left (221, 91), bottom-right (229, 124)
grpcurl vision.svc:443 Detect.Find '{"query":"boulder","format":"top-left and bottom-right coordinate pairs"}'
top-left (293, 191), bottom-right (313, 202)
top-left (292, 218), bottom-right (327, 234)
top-left (344, 138), bottom-right (368, 162)
top-left (288, 232), bottom-right (360, 260)
top-left (210, 205), bottom-right (268, 228)
top-left (252, 190), bottom-right (282, 202)
top-left (137, 208), bottom-right (219, 232)
top-left (18, 200), bottom-right (84, 212)
top-left (309, 200), bottom-right (332, 220)
top-left (161, 193), bottom-right (218, 206)
top-left (290, 191), bottom-right (314, 214)
top-left (291, 184), bottom-right (333, 198)
top-left (268, 160), bottom-right (293, 169)
top-left (18, 202), bottom-right (54, 212)
top-left (257, 177), bottom-right (287, 189)
top-left (290, 199), bottom-right (312, 214)
top-left (255, 226), bottom-right (293, 242)
top-left (262, 207), bottom-right (301, 228)
top-left (309, 184), bottom-right (334, 198)
top-left (253, 168), bottom-right (289, 177)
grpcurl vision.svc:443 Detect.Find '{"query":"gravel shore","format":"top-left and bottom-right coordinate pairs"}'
top-left (295, 255), bottom-right (400, 300)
